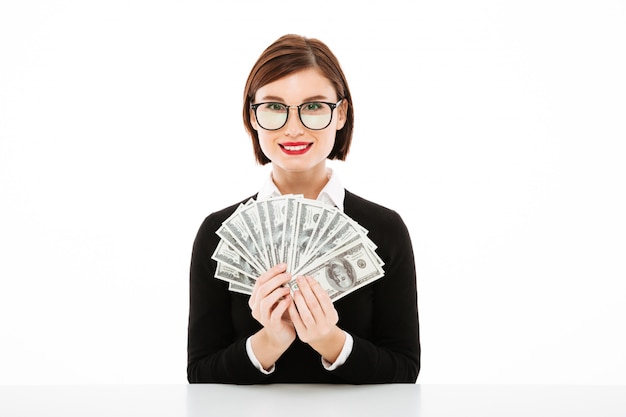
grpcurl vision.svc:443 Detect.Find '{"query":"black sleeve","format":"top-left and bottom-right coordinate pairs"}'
top-left (331, 209), bottom-right (421, 383)
top-left (186, 214), bottom-right (269, 384)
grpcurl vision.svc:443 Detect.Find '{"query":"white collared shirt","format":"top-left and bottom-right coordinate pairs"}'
top-left (257, 168), bottom-right (345, 211)
top-left (246, 168), bottom-right (354, 374)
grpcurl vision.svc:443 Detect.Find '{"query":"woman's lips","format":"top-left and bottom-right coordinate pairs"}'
top-left (279, 142), bottom-right (312, 155)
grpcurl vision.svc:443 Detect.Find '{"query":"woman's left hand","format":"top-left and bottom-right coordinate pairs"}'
top-left (288, 275), bottom-right (346, 363)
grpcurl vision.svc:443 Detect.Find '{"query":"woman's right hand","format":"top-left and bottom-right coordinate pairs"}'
top-left (248, 263), bottom-right (296, 369)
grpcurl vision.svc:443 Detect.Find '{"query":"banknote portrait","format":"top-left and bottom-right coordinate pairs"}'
top-left (325, 258), bottom-right (356, 291)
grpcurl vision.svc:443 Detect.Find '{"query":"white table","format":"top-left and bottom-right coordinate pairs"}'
top-left (1, 384), bottom-right (625, 416)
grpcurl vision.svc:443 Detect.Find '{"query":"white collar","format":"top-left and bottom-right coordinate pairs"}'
top-left (257, 168), bottom-right (345, 211)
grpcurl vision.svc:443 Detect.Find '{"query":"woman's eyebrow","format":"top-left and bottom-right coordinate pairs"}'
top-left (258, 95), bottom-right (284, 102)
top-left (301, 95), bottom-right (331, 102)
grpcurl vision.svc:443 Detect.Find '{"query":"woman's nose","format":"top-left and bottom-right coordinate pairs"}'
top-left (284, 107), bottom-right (304, 136)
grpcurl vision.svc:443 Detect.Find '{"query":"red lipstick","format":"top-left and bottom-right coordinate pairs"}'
top-left (279, 142), bottom-right (312, 155)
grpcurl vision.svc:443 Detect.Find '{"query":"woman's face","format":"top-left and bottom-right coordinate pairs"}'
top-left (251, 68), bottom-right (347, 175)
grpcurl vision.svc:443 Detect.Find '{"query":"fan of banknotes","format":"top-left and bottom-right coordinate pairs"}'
top-left (211, 194), bottom-right (385, 302)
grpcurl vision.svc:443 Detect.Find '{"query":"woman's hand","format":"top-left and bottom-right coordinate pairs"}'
top-left (248, 263), bottom-right (296, 370)
top-left (289, 275), bottom-right (346, 364)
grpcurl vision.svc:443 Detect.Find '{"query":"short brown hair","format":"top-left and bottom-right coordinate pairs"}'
top-left (242, 34), bottom-right (354, 165)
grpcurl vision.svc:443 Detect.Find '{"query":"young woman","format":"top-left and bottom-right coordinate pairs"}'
top-left (187, 34), bottom-right (420, 384)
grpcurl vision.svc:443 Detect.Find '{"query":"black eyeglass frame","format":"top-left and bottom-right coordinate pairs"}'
top-left (250, 99), bottom-right (343, 131)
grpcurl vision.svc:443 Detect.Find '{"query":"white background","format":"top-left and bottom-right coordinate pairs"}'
top-left (1, 0), bottom-right (625, 385)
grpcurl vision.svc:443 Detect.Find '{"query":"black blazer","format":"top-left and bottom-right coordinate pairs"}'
top-left (187, 190), bottom-right (420, 384)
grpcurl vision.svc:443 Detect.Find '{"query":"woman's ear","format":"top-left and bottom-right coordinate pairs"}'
top-left (336, 99), bottom-right (348, 130)
top-left (250, 110), bottom-right (259, 131)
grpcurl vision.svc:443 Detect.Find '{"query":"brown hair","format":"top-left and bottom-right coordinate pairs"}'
top-left (242, 34), bottom-right (354, 165)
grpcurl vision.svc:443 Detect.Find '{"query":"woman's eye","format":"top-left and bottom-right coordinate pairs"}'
top-left (266, 103), bottom-right (286, 112)
top-left (304, 102), bottom-right (323, 111)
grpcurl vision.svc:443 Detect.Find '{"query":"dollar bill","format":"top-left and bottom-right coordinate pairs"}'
top-left (303, 210), bottom-right (345, 261)
top-left (238, 202), bottom-right (270, 270)
top-left (282, 196), bottom-right (299, 272)
top-left (293, 212), bottom-right (370, 276)
top-left (255, 200), bottom-right (277, 268)
top-left (215, 261), bottom-right (256, 288)
top-left (265, 196), bottom-right (288, 264)
top-left (289, 240), bottom-right (385, 302)
top-left (291, 198), bottom-right (329, 272)
top-left (219, 206), bottom-right (267, 272)
top-left (228, 282), bottom-right (253, 295)
top-left (211, 239), bottom-right (262, 278)
top-left (302, 205), bottom-right (337, 260)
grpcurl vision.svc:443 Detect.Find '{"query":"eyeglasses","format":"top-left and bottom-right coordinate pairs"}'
top-left (250, 100), bottom-right (343, 131)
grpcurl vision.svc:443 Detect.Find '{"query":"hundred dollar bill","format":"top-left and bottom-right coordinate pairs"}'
top-left (290, 240), bottom-right (385, 302)
top-left (265, 196), bottom-right (288, 265)
top-left (303, 210), bottom-right (344, 261)
top-left (291, 198), bottom-right (329, 272)
top-left (302, 205), bottom-right (338, 260)
top-left (218, 212), bottom-right (265, 273)
top-left (211, 239), bottom-right (262, 278)
top-left (228, 282), bottom-right (253, 295)
top-left (294, 212), bottom-right (371, 275)
top-left (215, 261), bottom-right (256, 288)
top-left (293, 232), bottom-right (359, 277)
top-left (256, 200), bottom-right (277, 268)
top-left (282, 196), bottom-right (299, 271)
top-left (238, 202), bottom-right (270, 270)
top-left (215, 224), bottom-right (261, 273)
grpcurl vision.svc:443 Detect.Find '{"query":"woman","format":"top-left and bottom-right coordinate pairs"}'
top-left (187, 34), bottom-right (420, 384)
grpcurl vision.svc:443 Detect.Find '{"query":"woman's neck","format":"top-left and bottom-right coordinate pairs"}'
top-left (271, 165), bottom-right (330, 200)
